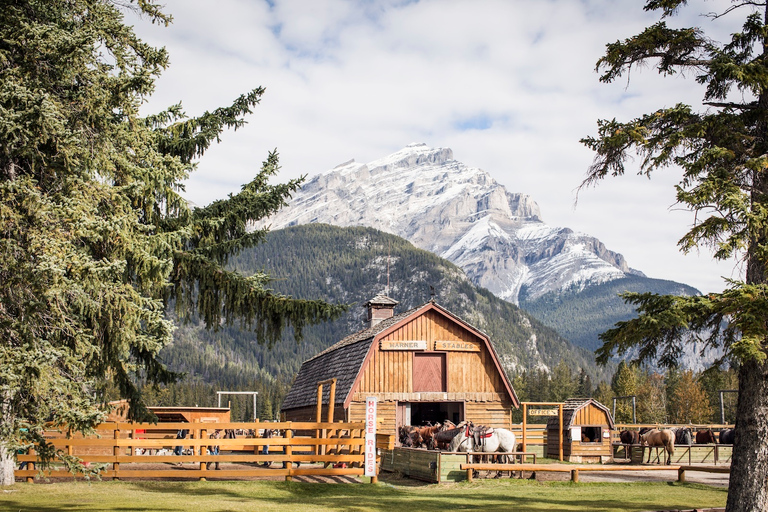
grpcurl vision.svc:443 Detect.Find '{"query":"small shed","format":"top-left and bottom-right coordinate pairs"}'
top-left (546, 398), bottom-right (614, 463)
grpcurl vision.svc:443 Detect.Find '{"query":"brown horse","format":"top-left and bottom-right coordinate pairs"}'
top-left (719, 428), bottom-right (735, 445)
top-left (696, 429), bottom-right (717, 444)
top-left (619, 430), bottom-right (640, 460)
top-left (640, 429), bottom-right (675, 465)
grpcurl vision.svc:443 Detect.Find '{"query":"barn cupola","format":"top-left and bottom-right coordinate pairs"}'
top-left (365, 294), bottom-right (398, 327)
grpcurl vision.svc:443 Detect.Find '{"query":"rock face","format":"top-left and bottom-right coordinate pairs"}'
top-left (266, 143), bottom-right (640, 303)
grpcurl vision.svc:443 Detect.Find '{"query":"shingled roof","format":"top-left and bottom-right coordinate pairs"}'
top-left (280, 305), bottom-right (420, 411)
top-left (546, 398), bottom-right (615, 430)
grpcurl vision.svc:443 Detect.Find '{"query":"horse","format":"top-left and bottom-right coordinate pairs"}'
top-left (619, 430), bottom-right (640, 460)
top-left (414, 424), bottom-right (442, 449)
top-left (673, 427), bottom-right (692, 446)
top-left (470, 424), bottom-right (518, 478)
top-left (431, 426), bottom-right (463, 450)
top-left (399, 425), bottom-right (423, 448)
top-left (719, 428), bottom-right (735, 445)
top-left (640, 429), bottom-right (675, 465)
top-left (448, 422), bottom-right (475, 453)
top-left (430, 420), bottom-right (467, 450)
top-left (695, 429), bottom-right (717, 444)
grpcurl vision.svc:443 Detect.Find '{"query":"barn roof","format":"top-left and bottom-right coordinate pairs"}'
top-left (280, 307), bottom-right (418, 412)
top-left (546, 398), bottom-right (615, 430)
top-left (281, 301), bottom-right (519, 412)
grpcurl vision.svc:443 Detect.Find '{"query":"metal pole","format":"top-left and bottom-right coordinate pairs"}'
top-left (632, 396), bottom-right (636, 424)
top-left (720, 390), bottom-right (725, 425)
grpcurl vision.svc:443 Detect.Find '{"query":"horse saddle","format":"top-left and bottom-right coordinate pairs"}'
top-left (472, 425), bottom-right (494, 447)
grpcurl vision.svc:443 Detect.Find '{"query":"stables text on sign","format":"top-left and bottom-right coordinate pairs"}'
top-left (529, 409), bottom-right (559, 416)
top-left (380, 340), bottom-right (427, 351)
top-left (434, 340), bottom-right (480, 352)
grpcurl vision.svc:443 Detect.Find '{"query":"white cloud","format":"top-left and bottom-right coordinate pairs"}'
top-left (128, 0), bottom-right (746, 294)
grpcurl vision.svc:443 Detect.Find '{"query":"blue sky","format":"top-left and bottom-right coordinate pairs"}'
top-left (130, 0), bottom-right (744, 294)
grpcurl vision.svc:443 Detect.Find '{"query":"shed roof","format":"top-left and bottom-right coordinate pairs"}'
top-left (281, 301), bottom-right (519, 412)
top-left (546, 398), bottom-right (615, 430)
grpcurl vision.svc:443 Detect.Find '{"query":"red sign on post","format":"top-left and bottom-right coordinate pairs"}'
top-left (364, 396), bottom-right (377, 477)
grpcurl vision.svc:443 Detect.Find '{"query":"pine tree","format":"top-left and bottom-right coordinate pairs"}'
top-left (668, 371), bottom-right (714, 424)
top-left (610, 361), bottom-right (637, 423)
top-left (636, 371), bottom-right (667, 424)
top-left (582, 2), bottom-right (768, 508)
top-left (593, 381), bottom-right (614, 414)
top-left (549, 361), bottom-right (577, 402)
top-left (0, 0), bottom-right (345, 484)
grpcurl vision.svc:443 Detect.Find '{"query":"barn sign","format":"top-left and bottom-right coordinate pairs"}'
top-left (529, 408), bottom-right (559, 416)
top-left (380, 340), bottom-right (427, 351)
top-left (434, 340), bottom-right (480, 352)
top-left (364, 396), bottom-right (377, 477)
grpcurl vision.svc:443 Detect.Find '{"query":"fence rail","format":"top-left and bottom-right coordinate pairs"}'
top-left (460, 463), bottom-right (730, 483)
top-left (15, 421), bottom-right (394, 483)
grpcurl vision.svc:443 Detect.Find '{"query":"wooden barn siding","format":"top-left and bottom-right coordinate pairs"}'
top-left (465, 401), bottom-right (513, 429)
top-left (357, 310), bottom-right (505, 396)
top-left (571, 404), bottom-right (610, 426)
top-left (349, 401), bottom-right (397, 434)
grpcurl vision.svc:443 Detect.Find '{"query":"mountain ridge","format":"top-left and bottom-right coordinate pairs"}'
top-left (264, 143), bottom-right (647, 305)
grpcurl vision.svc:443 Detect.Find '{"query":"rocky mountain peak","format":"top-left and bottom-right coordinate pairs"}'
top-left (265, 144), bottom-right (634, 303)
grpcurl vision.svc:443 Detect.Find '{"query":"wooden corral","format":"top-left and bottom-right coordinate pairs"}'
top-left (17, 421), bottom-right (394, 483)
top-left (281, 297), bottom-right (519, 439)
top-left (547, 398), bottom-right (614, 463)
top-left (76, 403), bottom-right (232, 457)
top-left (615, 444), bottom-right (733, 465)
top-left (107, 401), bottom-right (231, 424)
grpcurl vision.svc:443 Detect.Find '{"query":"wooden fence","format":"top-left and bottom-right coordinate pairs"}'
top-left (611, 423), bottom-right (735, 444)
top-left (15, 421), bottom-right (394, 482)
top-left (15, 421), bottom-right (735, 483)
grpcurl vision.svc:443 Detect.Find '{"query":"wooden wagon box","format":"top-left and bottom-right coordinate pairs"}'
top-left (380, 447), bottom-right (467, 483)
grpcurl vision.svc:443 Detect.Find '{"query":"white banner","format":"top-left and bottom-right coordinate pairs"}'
top-left (364, 396), bottom-right (377, 477)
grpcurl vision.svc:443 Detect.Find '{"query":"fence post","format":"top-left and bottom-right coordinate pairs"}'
top-left (200, 428), bottom-right (208, 481)
top-left (26, 447), bottom-right (35, 483)
top-left (285, 426), bottom-right (293, 482)
top-left (113, 428), bottom-right (120, 480)
top-left (678, 467), bottom-right (686, 483)
top-left (571, 469), bottom-right (579, 483)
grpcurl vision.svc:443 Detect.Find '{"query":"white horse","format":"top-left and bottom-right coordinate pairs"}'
top-left (473, 427), bottom-right (517, 464)
top-left (448, 422), bottom-right (474, 452)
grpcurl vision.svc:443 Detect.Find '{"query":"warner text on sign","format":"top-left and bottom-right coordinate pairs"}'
top-left (364, 396), bottom-right (377, 477)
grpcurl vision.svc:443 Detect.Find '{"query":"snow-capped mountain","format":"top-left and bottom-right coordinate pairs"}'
top-left (265, 143), bottom-right (642, 304)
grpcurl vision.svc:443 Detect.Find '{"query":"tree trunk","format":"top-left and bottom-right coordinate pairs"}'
top-left (0, 443), bottom-right (15, 486)
top-left (726, 359), bottom-right (768, 512)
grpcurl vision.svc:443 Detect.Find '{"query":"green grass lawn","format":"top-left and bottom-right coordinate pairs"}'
top-left (0, 477), bottom-right (727, 512)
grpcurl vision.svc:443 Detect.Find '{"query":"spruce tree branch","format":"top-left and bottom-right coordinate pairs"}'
top-left (703, 101), bottom-right (758, 110)
top-left (705, 2), bottom-right (768, 20)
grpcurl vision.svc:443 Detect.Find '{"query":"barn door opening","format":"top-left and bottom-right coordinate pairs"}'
top-left (409, 402), bottom-right (463, 426)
